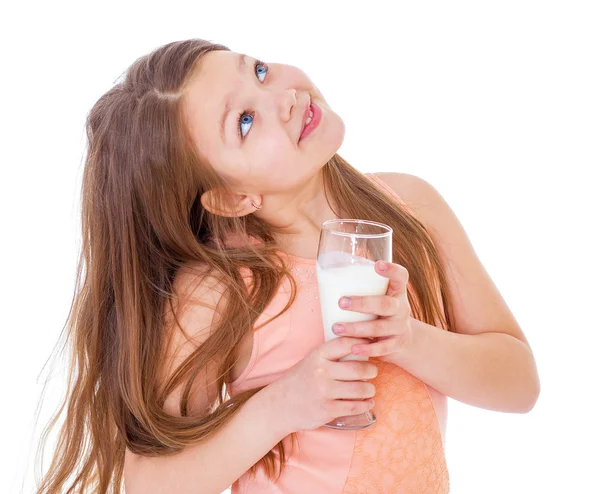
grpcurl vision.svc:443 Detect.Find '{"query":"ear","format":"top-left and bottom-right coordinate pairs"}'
top-left (201, 187), bottom-right (260, 217)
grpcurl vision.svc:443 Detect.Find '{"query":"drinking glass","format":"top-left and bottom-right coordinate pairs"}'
top-left (316, 219), bottom-right (392, 430)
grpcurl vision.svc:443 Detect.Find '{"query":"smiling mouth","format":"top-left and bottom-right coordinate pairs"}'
top-left (302, 108), bottom-right (314, 132)
top-left (298, 97), bottom-right (312, 142)
top-left (299, 100), bottom-right (321, 142)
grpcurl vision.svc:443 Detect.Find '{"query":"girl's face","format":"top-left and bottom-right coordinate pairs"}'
top-left (183, 50), bottom-right (345, 197)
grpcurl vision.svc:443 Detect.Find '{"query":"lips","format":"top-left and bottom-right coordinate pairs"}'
top-left (299, 97), bottom-right (311, 142)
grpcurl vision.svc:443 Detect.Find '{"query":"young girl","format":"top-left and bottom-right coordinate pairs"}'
top-left (36, 39), bottom-right (540, 494)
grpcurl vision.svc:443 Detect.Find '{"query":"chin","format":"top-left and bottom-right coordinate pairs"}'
top-left (302, 111), bottom-right (345, 164)
top-left (324, 117), bottom-right (345, 154)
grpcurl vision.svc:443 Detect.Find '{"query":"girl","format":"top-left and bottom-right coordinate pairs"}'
top-left (36, 39), bottom-right (540, 494)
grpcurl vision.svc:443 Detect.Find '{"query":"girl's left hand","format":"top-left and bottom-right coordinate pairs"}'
top-left (332, 260), bottom-right (414, 364)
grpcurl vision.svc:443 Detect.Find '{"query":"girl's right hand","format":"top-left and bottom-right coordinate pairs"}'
top-left (268, 336), bottom-right (379, 433)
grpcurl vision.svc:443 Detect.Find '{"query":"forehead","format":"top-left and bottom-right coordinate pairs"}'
top-left (183, 50), bottom-right (239, 158)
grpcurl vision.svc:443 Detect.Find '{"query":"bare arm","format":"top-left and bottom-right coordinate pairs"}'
top-left (124, 384), bottom-right (290, 494)
top-left (124, 265), bottom-right (290, 494)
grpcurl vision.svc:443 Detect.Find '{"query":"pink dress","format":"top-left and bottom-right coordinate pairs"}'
top-left (228, 173), bottom-right (450, 493)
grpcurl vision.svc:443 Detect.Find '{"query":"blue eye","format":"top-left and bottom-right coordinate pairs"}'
top-left (237, 60), bottom-right (269, 139)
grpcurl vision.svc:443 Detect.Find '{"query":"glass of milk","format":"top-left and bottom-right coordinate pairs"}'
top-left (316, 219), bottom-right (392, 430)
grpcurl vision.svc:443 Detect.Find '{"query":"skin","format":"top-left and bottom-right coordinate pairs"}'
top-left (182, 50), bottom-right (347, 258)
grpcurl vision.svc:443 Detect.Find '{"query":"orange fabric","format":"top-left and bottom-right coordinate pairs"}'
top-left (227, 173), bottom-right (449, 493)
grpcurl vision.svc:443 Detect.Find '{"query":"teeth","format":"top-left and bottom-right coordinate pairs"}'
top-left (302, 109), bottom-right (314, 134)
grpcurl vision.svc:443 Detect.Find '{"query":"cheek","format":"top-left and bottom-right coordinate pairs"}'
top-left (260, 132), bottom-right (290, 159)
top-left (250, 133), bottom-right (296, 175)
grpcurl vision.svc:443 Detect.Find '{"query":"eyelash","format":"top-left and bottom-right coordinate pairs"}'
top-left (236, 59), bottom-right (270, 139)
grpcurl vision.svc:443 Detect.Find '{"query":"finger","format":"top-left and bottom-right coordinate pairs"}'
top-left (332, 398), bottom-right (376, 419)
top-left (321, 336), bottom-right (372, 361)
top-left (375, 261), bottom-right (409, 297)
top-left (352, 337), bottom-right (397, 358)
top-left (325, 359), bottom-right (379, 381)
top-left (339, 293), bottom-right (404, 317)
top-left (333, 317), bottom-right (394, 338)
top-left (329, 380), bottom-right (376, 400)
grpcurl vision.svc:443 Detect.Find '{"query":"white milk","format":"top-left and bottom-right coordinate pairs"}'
top-left (316, 253), bottom-right (390, 362)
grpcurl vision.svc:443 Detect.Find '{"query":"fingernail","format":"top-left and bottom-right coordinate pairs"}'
top-left (339, 297), bottom-right (351, 308)
top-left (377, 261), bottom-right (387, 271)
top-left (332, 324), bottom-right (344, 334)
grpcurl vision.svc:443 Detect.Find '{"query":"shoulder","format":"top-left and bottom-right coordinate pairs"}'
top-left (158, 262), bottom-right (230, 417)
top-left (372, 172), bottom-right (453, 240)
top-left (371, 171), bottom-right (419, 193)
top-left (372, 172), bottom-right (441, 217)
top-left (170, 262), bottom-right (229, 311)
top-left (373, 172), bottom-right (531, 346)
top-left (165, 261), bottom-right (231, 356)
top-left (373, 172), bottom-right (462, 239)
top-left (164, 262), bottom-right (230, 346)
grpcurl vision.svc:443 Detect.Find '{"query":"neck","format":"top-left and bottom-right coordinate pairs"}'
top-left (257, 170), bottom-right (345, 259)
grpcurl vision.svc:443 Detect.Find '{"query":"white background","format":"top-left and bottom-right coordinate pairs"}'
top-left (1, 1), bottom-right (598, 492)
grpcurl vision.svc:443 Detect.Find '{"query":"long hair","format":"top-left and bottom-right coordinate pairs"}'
top-left (34, 38), bottom-right (457, 493)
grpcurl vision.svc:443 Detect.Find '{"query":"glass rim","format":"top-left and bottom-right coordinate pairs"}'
top-left (321, 219), bottom-right (392, 238)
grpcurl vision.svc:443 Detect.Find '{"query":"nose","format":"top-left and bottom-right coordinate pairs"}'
top-left (279, 88), bottom-right (297, 121)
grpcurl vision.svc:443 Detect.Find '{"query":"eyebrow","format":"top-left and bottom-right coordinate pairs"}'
top-left (219, 53), bottom-right (249, 145)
